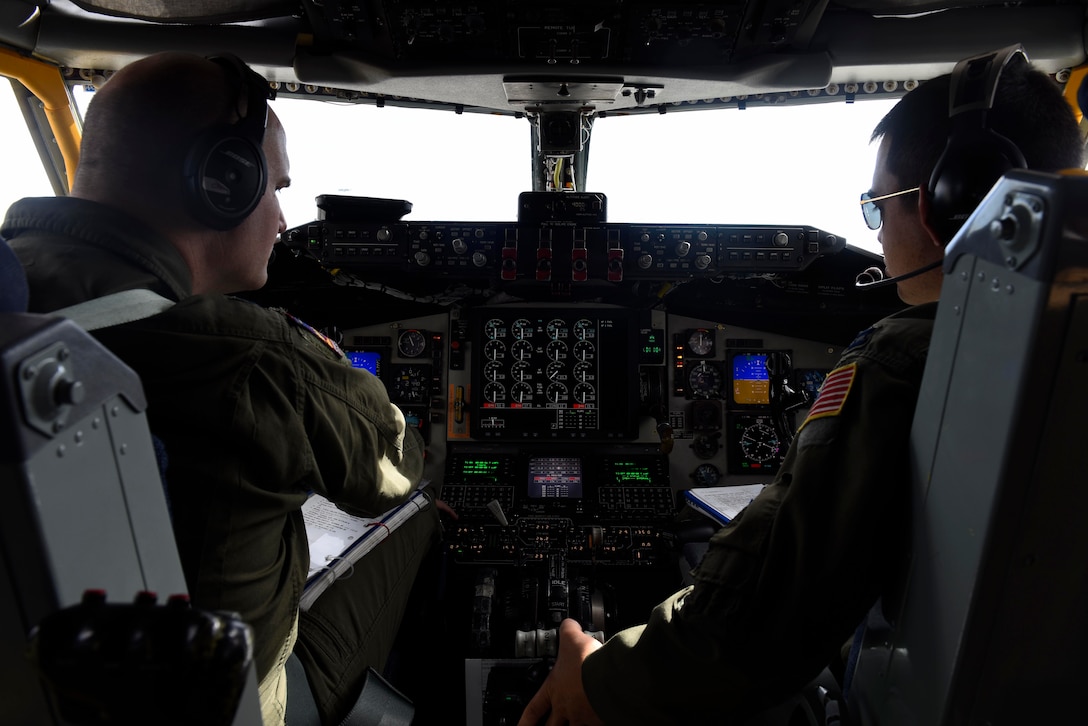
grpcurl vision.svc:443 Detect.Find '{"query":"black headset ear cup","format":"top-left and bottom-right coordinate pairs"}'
top-left (925, 45), bottom-right (1028, 242)
top-left (926, 127), bottom-right (1025, 241)
top-left (182, 54), bottom-right (271, 231)
top-left (183, 126), bottom-right (268, 231)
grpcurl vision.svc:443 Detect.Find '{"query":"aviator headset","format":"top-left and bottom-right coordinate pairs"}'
top-left (925, 43), bottom-right (1028, 243)
top-left (182, 54), bottom-right (276, 231)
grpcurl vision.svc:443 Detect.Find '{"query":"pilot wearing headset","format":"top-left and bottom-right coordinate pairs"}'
top-left (3, 53), bottom-right (440, 726)
top-left (520, 48), bottom-right (1084, 726)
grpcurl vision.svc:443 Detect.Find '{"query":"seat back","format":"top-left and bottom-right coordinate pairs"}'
top-left (0, 230), bottom-right (28, 313)
top-left (848, 169), bottom-right (1088, 724)
top-left (0, 236), bottom-right (261, 724)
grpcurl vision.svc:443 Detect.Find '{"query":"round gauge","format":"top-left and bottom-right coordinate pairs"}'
top-left (692, 463), bottom-right (721, 487)
top-left (510, 382), bottom-right (533, 404)
top-left (687, 328), bottom-right (715, 356)
top-left (391, 366), bottom-right (429, 403)
top-left (546, 382), bottom-right (568, 403)
top-left (546, 340), bottom-right (568, 362)
top-left (573, 340), bottom-right (595, 362)
top-left (484, 381), bottom-right (506, 404)
top-left (546, 362), bottom-right (565, 381)
top-left (397, 329), bottom-right (427, 358)
top-left (546, 319), bottom-right (567, 340)
top-left (573, 362), bottom-right (593, 383)
top-left (798, 369), bottom-right (827, 398)
top-left (511, 339), bottom-right (534, 361)
top-left (740, 421), bottom-right (781, 463)
top-left (692, 433), bottom-right (721, 459)
top-left (573, 383), bottom-right (595, 404)
top-left (573, 319), bottom-right (596, 340)
top-left (484, 360), bottom-right (504, 381)
top-left (484, 318), bottom-right (505, 340)
top-left (511, 361), bottom-right (532, 381)
top-left (511, 318), bottom-right (534, 340)
top-left (484, 339), bottom-right (506, 361)
top-left (687, 361), bottom-right (722, 397)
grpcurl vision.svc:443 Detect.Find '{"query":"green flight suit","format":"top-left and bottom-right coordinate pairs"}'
top-left (582, 304), bottom-right (936, 725)
top-left (4, 196), bottom-right (439, 725)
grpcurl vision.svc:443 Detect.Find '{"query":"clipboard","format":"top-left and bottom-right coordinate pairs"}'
top-left (682, 484), bottom-right (766, 526)
top-left (300, 488), bottom-right (430, 611)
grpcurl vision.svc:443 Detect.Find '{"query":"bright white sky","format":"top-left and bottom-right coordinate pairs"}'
top-left (1, 84), bottom-right (896, 256)
top-left (273, 95), bottom-right (896, 256)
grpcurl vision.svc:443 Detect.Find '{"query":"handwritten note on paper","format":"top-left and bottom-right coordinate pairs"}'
top-left (299, 488), bottom-right (431, 611)
top-left (301, 496), bottom-right (370, 578)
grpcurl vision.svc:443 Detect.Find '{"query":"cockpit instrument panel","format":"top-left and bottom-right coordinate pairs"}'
top-left (470, 307), bottom-right (639, 440)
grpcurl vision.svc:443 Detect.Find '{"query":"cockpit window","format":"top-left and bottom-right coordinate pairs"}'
top-left (59, 85), bottom-right (898, 255)
top-left (588, 102), bottom-right (898, 255)
top-left (269, 96), bottom-right (896, 256)
top-left (1, 82), bottom-right (56, 206)
top-left (272, 97), bottom-right (527, 230)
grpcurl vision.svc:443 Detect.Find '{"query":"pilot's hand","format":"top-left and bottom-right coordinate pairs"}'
top-left (518, 618), bottom-right (604, 726)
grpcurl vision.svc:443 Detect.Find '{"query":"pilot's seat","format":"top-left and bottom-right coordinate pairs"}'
top-left (0, 236), bottom-right (263, 724)
top-left (847, 169), bottom-right (1088, 724)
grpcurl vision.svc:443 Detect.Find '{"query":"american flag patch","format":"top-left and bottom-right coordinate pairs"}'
top-left (801, 363), bottom-right (856, 428)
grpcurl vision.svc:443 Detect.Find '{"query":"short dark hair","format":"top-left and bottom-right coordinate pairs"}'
top-left (872, 54), bottom-right (1084, 189)
top-left (74, 53), bottom-right (239, 209)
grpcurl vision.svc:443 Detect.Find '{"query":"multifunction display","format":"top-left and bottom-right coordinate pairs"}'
top-left (527, 457), bottom-right (584, 499)
top-left (730, 352), bottom-right (771, 406)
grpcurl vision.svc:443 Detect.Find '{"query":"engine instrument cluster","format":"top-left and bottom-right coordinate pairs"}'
top-left (470, 307), bottom-right (638, 440)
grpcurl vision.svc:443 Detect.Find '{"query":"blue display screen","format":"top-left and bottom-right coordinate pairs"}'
top-left (347, 351), bottom-right (381, 376)
top-left (732, 353), bottom-right (769, 405)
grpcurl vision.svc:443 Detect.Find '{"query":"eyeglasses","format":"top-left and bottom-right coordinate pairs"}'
top-left (859, 187), bottom-right (921, 230)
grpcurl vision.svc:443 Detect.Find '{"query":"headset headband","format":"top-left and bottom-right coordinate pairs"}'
top-left (948, 44), bottom-right (1026, 119)
top-left (207, 54), bottom-right (274, 144)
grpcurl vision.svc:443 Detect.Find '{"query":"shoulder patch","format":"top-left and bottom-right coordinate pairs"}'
top-left (846, 327), bottom-right (875, 352)
top-left (799, 362), bottom-right (856, 430)
top-left (280, 310), bottom-right (345, 359)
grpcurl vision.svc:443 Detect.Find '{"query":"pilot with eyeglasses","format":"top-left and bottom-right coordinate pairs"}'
top-left (519, 48), bottom-right (1084, 726)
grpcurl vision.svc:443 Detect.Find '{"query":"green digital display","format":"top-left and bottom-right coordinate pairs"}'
top-left (459, 459), bottom-right (500, 477)
top-left (639, 327), bottom-right (665, 364)
top-left (611, 460), bottom-right (653, 484)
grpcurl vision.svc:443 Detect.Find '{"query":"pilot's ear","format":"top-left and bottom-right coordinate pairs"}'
top-left (916, 185), bottom-right (948, 249)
